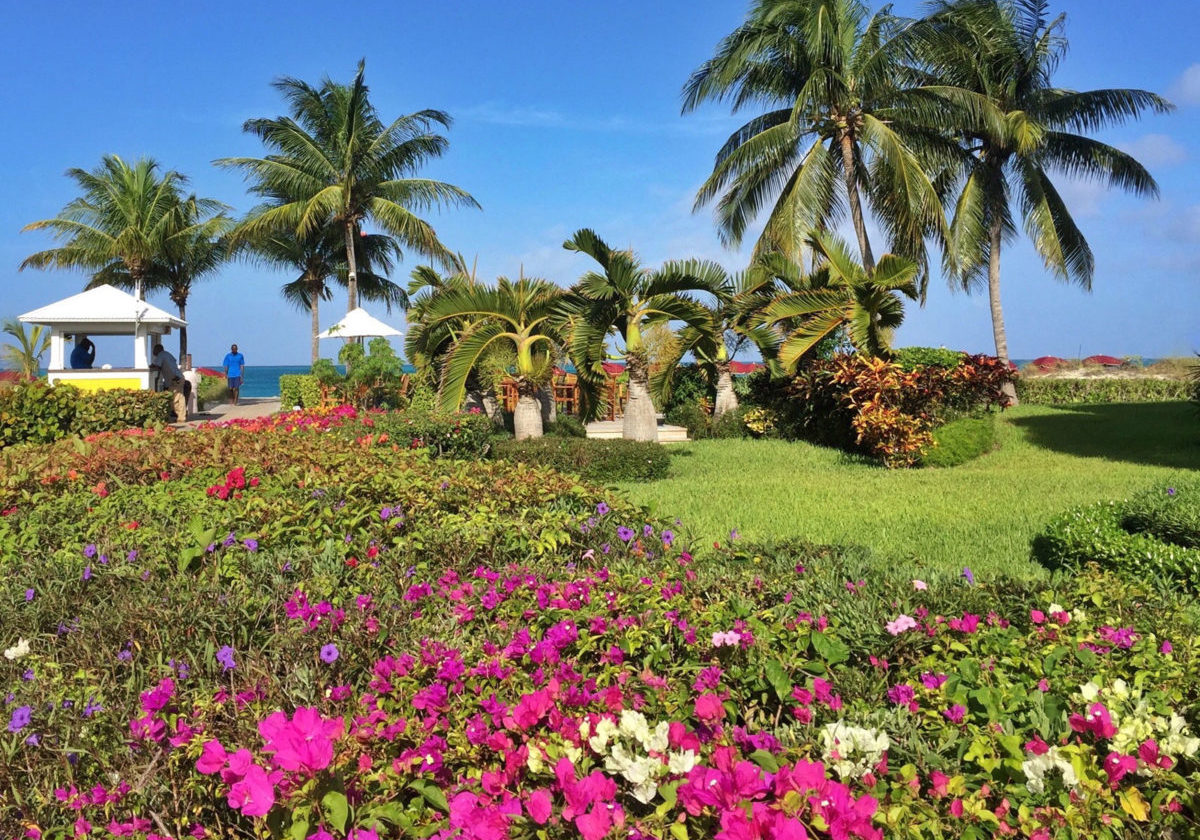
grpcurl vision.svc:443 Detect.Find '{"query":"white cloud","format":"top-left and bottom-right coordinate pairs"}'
top-left (1169, 63), bottom-right (1200, 106)
top-left (1120, 133), bottom-right (1187, 167)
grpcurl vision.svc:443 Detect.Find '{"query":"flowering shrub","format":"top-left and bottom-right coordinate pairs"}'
top-left (0, 381), bottom-right (172, 448)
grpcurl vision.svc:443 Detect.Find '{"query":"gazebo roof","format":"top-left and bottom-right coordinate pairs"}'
top-left (18, 285), bottom-right (186, 329)
top-left (318, 307), bottom-right (402, 339)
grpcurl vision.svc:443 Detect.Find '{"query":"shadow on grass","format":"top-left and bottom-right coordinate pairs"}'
top-left (1008, 402), bottom-right (1200, 470)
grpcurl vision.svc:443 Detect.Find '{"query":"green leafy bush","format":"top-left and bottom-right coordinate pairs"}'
top-left (920, 414), bottom-right (998, 467)
top-left (665, 401), bottom-right (713, 439)
top-left (196, 372), bottom-right (229, 408)
top-left (544, 416), bottom-right (588, 438)
top-left (0, 381), bottom-right (170, 448)
top-left (1121, 478), bottom-right (1200, 549)
top-left (278, 373), bottom-right (322, 409)
top-left (1017, 377), bottom-right (1192, 405)
top-left (893, 346), bottom-right (964, 370)
top-left (492, 436), bottom-right (671, 482)
top-left (1033, 484), bottom-right (1200, 591)
top-left (366, 408), bottom-right (496, 459)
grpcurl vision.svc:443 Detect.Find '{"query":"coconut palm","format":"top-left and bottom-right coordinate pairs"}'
top-left (421, 276), bottom-right (567, 440)
top-left (917, 0), bottom-right (1171, 392)
top-left (237, 224), bottom-right (404, 362)
top-left (1, 319), bottom-right (50, 379)
top-left (20, 156), bottom-right (195, 300)
top-left (218, 60), bottom-right (479, 314)
top-left (758, 232), bottom-right (917, 371)
top-left (86, 194), bottom-right (233, 360)
top-left (682, 0), bottom-right (946, 283)
top-left (652, 266), bottom-right (781, 418)
top-left (562, 229), bottom-right (716, 442)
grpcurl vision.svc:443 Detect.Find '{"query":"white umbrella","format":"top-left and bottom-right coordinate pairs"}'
top-left (317, 307), bottom-right (403, 339)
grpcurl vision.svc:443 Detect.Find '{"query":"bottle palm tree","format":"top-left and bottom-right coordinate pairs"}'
top-left (652, 266), bottom-right (781, 418)
top-left (421, 276), bottom-right (568, 440)
top-left (86, 194), bottom-right (233, 359)
top-left (757, 232), bottom-right (918, 371)
top-left (683, 0), bottom-right (946, 284)
top-left (218, 60), bottom-right (479, 314)
top-left (1, 319), bottom-right (50, 380)
top-left (237, 224), bottom-right (404, 362)
top-left (562, 229), bottom-right (716, 442)
top-left (918, 0), bottom-right (1171, 396)
top-left (20, 156), bottom-right (192, 301)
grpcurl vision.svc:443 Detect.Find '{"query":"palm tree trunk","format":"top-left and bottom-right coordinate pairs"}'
top-left (988, 215), bottom-right (1018, 406)
top-left (513, 380), bottom-right (544, 440)
top-left (538, 386), bottom-right (557, 425)
top-left (713, 361), bottom-right (738, 419)
top-left (177, 301), bottom-right (188, 361)
top-left (310, 285), bottom-right (320, 364)
top-left (839, 130), bottom-right (875, 271)
top-left (623, 353), bottom-right (659, 442)
top-left (344, 220), bottom-right (359, 313)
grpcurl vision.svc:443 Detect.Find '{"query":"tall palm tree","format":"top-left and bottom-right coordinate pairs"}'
top-left (218, 60), bottom-right (479, 313)
top-left (421, 276), bottom-right (568, 440)
top-left (652, 266), bottom-right (781, 418)
top-left (86, 194), bottom-right (233, 360)
top-left (918, 0), bottom-right (1171, 394)
top-left (237, 224), bottom-right (404, 362)
top-left (562, 229), bottom-right (716, 442)
top-left (758, 232), bottom-right (917, 371)
top-left (21, 156), bottom-right (193, 300)
top-left (1, 319), bottom-right (50, 379)
top-left (682, 0), bottom-right (946, 285)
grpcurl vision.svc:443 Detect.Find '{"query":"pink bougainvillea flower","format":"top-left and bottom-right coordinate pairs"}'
top-left (1138, 739), bottom-right (1175, 770)
top-left (525, 788), bottom-right (553, 825)
top-left (258, 707), bottom-right (344, 775)
top-left (226, 762), bottom-right (275, 816)
top-left (196, 739), bottom-right (228, 774)
top-left (1068, 702), bottom-right (1116, 740)
top-left (694, 692), bottom-right (725, 723)
top-left (928, 771), bottom-right (949, 798)
top-left (943, 705), bottom-right (967, 725)
top-left (1103, 752), bottom-right (1138, 789)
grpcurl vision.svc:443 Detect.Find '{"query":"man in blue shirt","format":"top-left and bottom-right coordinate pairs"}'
top-left (223, 343), bottom-right (246, 406)
top-left (69, 334), bottom-right (95, 369)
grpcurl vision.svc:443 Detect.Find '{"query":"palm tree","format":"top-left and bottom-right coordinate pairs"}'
top-left (653, 266), bottom-right (781, 418)
top-left (218, 60), bottom-right (479, 314)
top-left (421, 276), bottom-right (567, 440)
top-left (682, 0), bottom-right (946, 284)
top-left (757, 232), bottom-right (917, 371)
top-left (21, 156), bottom-right (192, 300)
top-left (86, 194), bottom-right (233, 360)
top-left (918, 0), bottom-right (1171, 396)
top-left (562, 229), bottom-right (716, 442)
top-left (237, 224), bottom-right (404, 362)
top-left (1, 319), bottom-right (50, 379)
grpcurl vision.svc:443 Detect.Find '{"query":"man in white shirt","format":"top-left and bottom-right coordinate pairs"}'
top-left (150, 343), bottom-right (187, 423)
top-left (182, 354), bottom-right (200, 416)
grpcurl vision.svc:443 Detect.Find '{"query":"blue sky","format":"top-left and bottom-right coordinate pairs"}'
top-left (1, 0), bottom-right (1196, 365)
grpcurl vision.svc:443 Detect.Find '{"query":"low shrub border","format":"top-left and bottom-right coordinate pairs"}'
top-left (492, 436), bottom-right (671, 482)
top-left (920, 414), bottom-right (998, 467)
top-left (1017, 378), bottom-right (1192, 405)
top-left (1032, 480), bottom-right (1200, 591)
top-left (0, 381), bottom-right (171, 448)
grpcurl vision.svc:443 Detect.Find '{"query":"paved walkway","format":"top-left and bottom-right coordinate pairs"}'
top-left (173, 398), bottom-right (281, 429)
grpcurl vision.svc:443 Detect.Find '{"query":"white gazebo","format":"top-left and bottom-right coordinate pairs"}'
top-left (317, 307), bottom-right (403, 339)
top-left (18, 284), bottom-right (186, 391)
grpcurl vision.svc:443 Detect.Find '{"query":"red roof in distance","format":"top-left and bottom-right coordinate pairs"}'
top-left (1083, 355), bottom-right (1124, 366)
top-left (1032, 356), bottom-right (1066, 369)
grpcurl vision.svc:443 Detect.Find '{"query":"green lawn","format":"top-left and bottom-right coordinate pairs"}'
top-left (619, 403), bottom-right (1200, 577)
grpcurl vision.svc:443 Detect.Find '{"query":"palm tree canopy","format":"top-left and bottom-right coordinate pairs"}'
top-left (21, 156), bottom-right (195, 293)
top-left (683, 0), bottom-right (948, 284)
top-left (217, 60), bottom-right (479, 272)
top-left (1, 319), bottom-right (51, 378)
top-left (917, 0), bottom-right (1172, 289)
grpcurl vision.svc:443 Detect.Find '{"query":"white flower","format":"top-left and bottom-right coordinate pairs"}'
top-left (1022, 746), bottom-right (1076, 794)
top-left (820, 721), bottom-right (890, 780)
top-left (644, 721), bottom-right (670, 754)
top-left (619, 709), bottom-right (650, 745)
top-left (631, 779), bottom-right (659, 804)
top-left (1079, 682), bottom-right (1100, 702)
top-left (3, 638), bottom-right (30, 660)
top-left (668, 749), bottom-right (698, 774)
top-left (589, 717), bottom-right (618, 754)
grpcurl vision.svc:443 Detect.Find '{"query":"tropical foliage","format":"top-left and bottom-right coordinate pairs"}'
top-left (1, 318), bottom-right (50, 379)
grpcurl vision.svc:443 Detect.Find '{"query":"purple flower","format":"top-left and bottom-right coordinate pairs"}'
top-left (596, 502), bottom-right (610, 516)
top-left (887, 684), bottom-right (916, 707)
top-left (601, 543), bottom-right (611, 554)
top-left (24, 589), bottom-right (34, 602)
top-left (24, 732), bottom-right (40, 746)
top-left (920, 672), bottom-right (948, 690)
top-left (662, 530), bottom-right (675, 546)
top-left (216, 646), bottom-right (237, 671)
top-left (117, 647), bottom-right (132, 662)
top-left (617, 526), bottom-right (634, 542)
top-left (205, 543), bottom-right (216, 553)
top-left (82, 566), bottom-right (92, 581)
top-left (8, 705), bottom-right (31, 733)
top-left (82, 696), bottom-right (103, 718)
top-left (126, 550), bottom-right (138, 562)
top-left (1161, 640), bottom-right (1173, 654)
top-left (961, 567), bottom-right (975, 585)
top-left (243, 539), bottom-right (258, 552)
top-left (98, 554), bottom-right (109, 565)
top-left (380, 507), bottom-right (393, 521)
top-left (944, 704), bottom-right (967, 724)
top-left (730, 529), bottom-right (740, 541)
top-left (643, 524), bottom-right (654, 538)
top-left (320, 644), bottom-right (340, 664)
top-left (222, 532), bottom-right (236, 548)
top-left (83, 544), bottom-right (96, 559)
top-left (21, 670), bottom-right (33, 682)
top-left (1166, 487), bottom-right (1176, 496)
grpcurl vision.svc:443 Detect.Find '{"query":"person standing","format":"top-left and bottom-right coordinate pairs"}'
top-left (182, 354), bottom-right (200, 417)
top-left (150, 343), bottom-right (187, 423)
top-left (223, 343), bottom-right (246, 406)
top-left (69, 334), bottom-right (96, 369)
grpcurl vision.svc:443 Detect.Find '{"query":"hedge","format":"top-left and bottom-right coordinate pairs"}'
top-left (491, 436), bottom-right (671, 482)
top-left (279, 373), bottom-right (323, 409)
top-left (1017, 377), bottom-right (1191, 405)
top-left (0, 381), bottom-right (171, 448)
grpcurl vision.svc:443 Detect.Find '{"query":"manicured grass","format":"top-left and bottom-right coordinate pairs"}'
top-left (620, 403), bottom-right (1200, 577)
